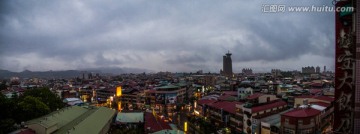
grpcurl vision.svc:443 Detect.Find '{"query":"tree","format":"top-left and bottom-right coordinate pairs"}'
top-left (17, 96), bottom-right (50, 122)
top-left (0, 80), bottom-right (8, 91)
top-left (0, 87), bottom-right (64, 133)
top-left (0, 94), bottom-right (17, 134)
top-left (22, 87), bottom-right (64, 111)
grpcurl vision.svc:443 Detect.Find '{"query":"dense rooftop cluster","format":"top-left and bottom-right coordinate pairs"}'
top-left (0, 68), bottom-right (335, 134)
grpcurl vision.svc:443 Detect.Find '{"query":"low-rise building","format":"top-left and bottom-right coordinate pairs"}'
top-left (206, 101), bottom-right (243, 133)
top-left (242, 93), bottom-right (288, 134)
top-left (26, 106), bottom-right (116, 134)
top-left (281, 107), bottom-right (321, 134)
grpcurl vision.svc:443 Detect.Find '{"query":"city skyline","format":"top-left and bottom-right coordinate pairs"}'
top-left (0, 0), bottom-right (335, 73)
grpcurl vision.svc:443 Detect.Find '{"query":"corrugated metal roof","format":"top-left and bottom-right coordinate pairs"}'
top-left (66, 107), bottom-right (116, 134)
top-left (27, 106), bottom-right (116, 134)
top-left (27, 106), bottom-right (88, 129)
top-left (116, 112), bottom-right (144, 123)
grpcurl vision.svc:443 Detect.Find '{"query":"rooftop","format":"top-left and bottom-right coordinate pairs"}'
top-left (250, 100), bottom-right (287, 113)
top-left (66, 107), bottom-right (116, 134)
top-left (207, 101), bottom-right (243, 114)
top-left (261, 109), bottom-right (293, 127)
top-left (295, 95), bottom-right (334, 102)
top-left (116, 112), bottom-right (144, 123)
top-left (27, 106), bottom-right (89, 129)
top-left (218, 95), bottom-right (237, 101)
top-left (197, 99), bottom-right (217, 106)
top-left (156, 84), bottom-right (180, 89)
top-left (310, 101), bottom-right (331, 108)
top-left (282, 108), bottom-right (321, 118)
top-left (26, 106), bottom-right (116, 134)
top-left (247, 93), bottom-right (264, 100)
top-left (144, 112), bottom-right (172, 132)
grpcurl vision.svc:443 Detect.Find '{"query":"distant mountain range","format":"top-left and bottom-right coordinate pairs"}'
top-left (0, 67), bottom-right (150, 79)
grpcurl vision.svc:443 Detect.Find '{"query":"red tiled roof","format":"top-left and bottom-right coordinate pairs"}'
top-left (282, 108), bottom-right (321, 118)
top-left (251, 100), bottom-right (287, 113)
top-left (144, 112), bottom-right (171, 132)
top-left (207, 101), bottom-right (242, 114)
top-left (247, 93), bottom-right (264, 100)
top-left (197, 99), bottom-right (217, 106)
top-left (295, 95), bottom-right (334, 102)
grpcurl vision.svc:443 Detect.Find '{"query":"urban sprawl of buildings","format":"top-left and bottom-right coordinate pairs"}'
top-left (1, 52), bottom-right (335, 134)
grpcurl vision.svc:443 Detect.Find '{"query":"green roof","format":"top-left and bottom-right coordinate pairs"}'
top-left (66, 107), bottom-right (116, 134)
top-left (27, 106), bottom-right (89, 129)
top-left (27, 106), bottom-right (116, 134)
top-left (116, 112), bottom-right (144, 123)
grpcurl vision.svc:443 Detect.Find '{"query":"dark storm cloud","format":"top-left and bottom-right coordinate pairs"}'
top-left (0, 0), bottom-right (335, 72)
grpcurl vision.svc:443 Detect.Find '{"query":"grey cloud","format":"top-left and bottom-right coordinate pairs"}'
top-left (0, 0), bottom-right (336, 72)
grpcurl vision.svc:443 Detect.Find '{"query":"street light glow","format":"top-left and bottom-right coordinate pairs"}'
top-left (184, 122), bottom-right (188, 132)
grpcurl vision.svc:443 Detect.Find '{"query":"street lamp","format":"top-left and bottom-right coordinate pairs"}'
top-left (184, 122), bottom-right (188, 132)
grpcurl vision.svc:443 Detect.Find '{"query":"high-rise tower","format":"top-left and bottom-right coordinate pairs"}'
top-left (222, 51), bottom-right (233, 77)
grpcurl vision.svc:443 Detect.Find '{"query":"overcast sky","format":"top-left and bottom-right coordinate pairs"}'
top-left (0, 0), bottom-right (335, 73)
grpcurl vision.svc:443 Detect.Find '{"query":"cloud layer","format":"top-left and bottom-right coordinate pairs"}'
top-left (0, 0), bottom-right (335, 73)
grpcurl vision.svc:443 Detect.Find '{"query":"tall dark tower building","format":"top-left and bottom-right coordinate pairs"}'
top-left (222, 51), bottom-right (233, 77)
top-left (315, 66), bottom-right (320, 73)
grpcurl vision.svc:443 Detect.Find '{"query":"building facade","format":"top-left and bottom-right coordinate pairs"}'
top-left (241, 94), bottom-right (288, 134)
top-left (222, 51), bottom-right (233, 77)
top-left (334, 0), bottom-right (358, 133)
top-left (301, 66), bottom-right (315, 74)
top-left (281, 107), bottom-right (321, 134)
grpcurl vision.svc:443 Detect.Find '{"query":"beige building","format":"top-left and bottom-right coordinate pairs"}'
top-left (241, 94), bottom-right (288, 134)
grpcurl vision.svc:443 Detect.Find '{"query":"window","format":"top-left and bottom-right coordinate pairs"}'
top-left (283, 128), bottom-right (295, 134)
top-left (303, 99), bottom-right (308, 105)
top-left (300, 128), bottom-right (313, 134)
top-left (285, 118), bottom-right (289, 124)
top-left (298, 120), bottom-right (303, 125)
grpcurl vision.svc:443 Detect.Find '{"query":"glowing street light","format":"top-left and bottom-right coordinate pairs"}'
top-left (184, 122), bottom-right (188, 132)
